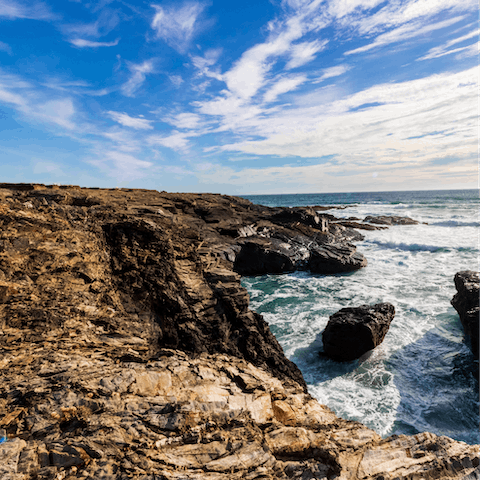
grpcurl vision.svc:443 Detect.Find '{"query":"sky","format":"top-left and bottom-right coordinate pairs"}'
top-left (0, 0), bottom-right (478, 194)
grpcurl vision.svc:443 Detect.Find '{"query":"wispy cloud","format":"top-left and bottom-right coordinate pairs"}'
top-left (107, 111), bottom-right (153, 130)
top-left (345, 16), bottom-right (465, 55)
top-left (212, 67), bottom-right (477, 177)
top-left (314, 64), bottom-right (351, 82)
top-left (164, 112), bottom-right (201, 129)
top-left (286, 39), bottom-right (328, 69)
top-left (191, 48), bottom-right (223, 80)
top-left (263, 75), bottom-right (307, 103)
top-left (148, 131), bottom-right (191, 152)
top-left (121, 60), bottom-right (155, 97)
top-left (69, 38), bottom-right (119, 48)
top-left (151, 1), bottom-right (206, 53)
top-left (0, 0), bottom-right (54, 20)
top-left (64, 9), bottom-right (120, 39)
top-left (417, 28), bottom-right (479, 60)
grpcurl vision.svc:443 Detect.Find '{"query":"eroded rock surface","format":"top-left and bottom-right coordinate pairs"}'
top-left (0, 184), bottom-right (478, 480)
top-left (322, 303), bottom-right (395, 361)
top-left (451, 271), bottom-right (479, 359)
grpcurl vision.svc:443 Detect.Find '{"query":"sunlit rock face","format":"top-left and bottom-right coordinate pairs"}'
top-left (0, 183), bottom-right (478, 480)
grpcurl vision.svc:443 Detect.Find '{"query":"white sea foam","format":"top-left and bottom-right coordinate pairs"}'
top-left (242, 190), bottom-right (479, 444)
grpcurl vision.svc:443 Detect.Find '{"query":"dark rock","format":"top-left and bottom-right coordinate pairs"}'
top-left (233, 236), bottom-right (310, 275)
top-left (451, 271), bottom-right (479, 359)
top-left (364, 215), bottom-right (419, 225)
top-left (322, 303), bottom-right (395, 361)
top-left (308, 244), bottom-right (367, 274)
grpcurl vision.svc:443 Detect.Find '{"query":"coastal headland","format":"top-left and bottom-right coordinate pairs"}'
top-left (0, 184), bottom-right (478, 480)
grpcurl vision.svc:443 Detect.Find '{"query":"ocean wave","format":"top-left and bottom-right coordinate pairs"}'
top-left (430, 220), bottom-right (480, 227)
top-left (368, 240), bottom-right (450, 252)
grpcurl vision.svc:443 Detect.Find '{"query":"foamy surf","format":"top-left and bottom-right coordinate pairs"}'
top-left (242, 189), bottom-right (479, 445)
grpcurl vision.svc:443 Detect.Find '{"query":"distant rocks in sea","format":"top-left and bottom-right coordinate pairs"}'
top-left (364, 215), bottom-right (420, 225)
top-left (451, 270), bottom-right (479, 359)
top-left (322, 303), bottom-right (395, 361)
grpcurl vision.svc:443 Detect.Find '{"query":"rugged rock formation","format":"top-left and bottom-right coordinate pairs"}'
top-left (322, 303), bottom-right (395, 361)
top-left (364, 215), bottom-right (419, 225)
top-left (0, 184), bottom-right (478, 480)
top-left (451, 271), bottom-right (479, 359)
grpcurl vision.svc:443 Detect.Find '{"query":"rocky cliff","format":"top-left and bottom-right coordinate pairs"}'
top-left (0, 184), bottom-right (478, 480)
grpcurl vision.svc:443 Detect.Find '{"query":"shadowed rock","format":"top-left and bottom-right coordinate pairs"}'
top-left (309, 243), bottom-right (367, 274)
top-left (451, 270), bottom-right (479, 359)
top-left (364, 215), bottom-right (419, 225)
top-left (322, 303), bottom-right (395, 361)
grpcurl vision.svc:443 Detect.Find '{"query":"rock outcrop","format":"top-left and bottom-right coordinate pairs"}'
top-left (451, 271), bottom-right (479, 359)
top-left (0, 184), bottom-right (478, 480)
top-left (364, 215), bottom-right (419, 225)
top-left (322, 303), bottom-right (395, 361)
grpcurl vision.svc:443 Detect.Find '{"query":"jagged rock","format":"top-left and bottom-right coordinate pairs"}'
top-left (322, 303), bottom-right (395, 361)
top-left (451, 271), bottom-right (479, 359)
top-left (308, 243), bottom-right (367, 274)
top-left (364, 215), bottom-right (419, 225)
top-left (0, 183), bottom-right (477, 480)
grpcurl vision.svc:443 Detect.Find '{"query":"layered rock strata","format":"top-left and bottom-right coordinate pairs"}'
top-left (322, 303), bottom-right (395, 361)
top-left (451, 271), bottom-right (479, 359)
top-left (0, 184), bottom-right (478, 480)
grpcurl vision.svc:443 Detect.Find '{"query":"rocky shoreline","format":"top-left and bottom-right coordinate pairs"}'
top-left (0, 183), bottom-right (478, 480)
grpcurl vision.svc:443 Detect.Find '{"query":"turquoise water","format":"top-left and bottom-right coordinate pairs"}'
top-left (241, 189), bottom-right (479, 444)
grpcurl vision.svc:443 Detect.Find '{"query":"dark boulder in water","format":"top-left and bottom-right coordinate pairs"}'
top-left (364, 215), bottom-right (419, 225)
top-left (451, 271), bottom-right (479, 359)
top-left (308, 243), bottom-right (367, 274)
top-left (322, 303), bottom-right (395, 361)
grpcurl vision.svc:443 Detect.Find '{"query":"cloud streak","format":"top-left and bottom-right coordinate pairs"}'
top-left (151, 2), bottom-right (206, 53)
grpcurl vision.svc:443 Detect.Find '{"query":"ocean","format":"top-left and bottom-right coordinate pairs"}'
top-left (240, 189), bottom-right (479, 445)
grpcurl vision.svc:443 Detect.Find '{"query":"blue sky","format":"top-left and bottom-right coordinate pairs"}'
top-left (0, 0), bottom-right (477, 194)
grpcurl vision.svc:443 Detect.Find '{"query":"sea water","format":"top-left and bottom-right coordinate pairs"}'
top-left (240, 189), bottom-right (479, 444)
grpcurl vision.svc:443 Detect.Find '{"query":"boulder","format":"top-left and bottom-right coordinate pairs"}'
top-left (364, 215), bottom-right (419, 225)
top-left (451, 271), bottom-right (479, 359)
top-left (322, 303), bottom-right (395, 361)
top-left (308, 243), bottom-right (367, 274)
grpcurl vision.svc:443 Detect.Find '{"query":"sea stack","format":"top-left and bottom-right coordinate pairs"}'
top-left (322, 303), bottom-right (395, 361)
top-left (451, 270), bottom-right (479, 359)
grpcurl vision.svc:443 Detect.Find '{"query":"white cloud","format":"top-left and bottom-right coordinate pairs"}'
top-left (191, 48), bottom-right (223, 80)
top-left (70, 38), bottom-right (119, 48)
top-left (0, 0), bottom-right (53, 20)
top-left (164, 112), bottom-right (201, 129)
top-left (224, 17), bottom-right (305, 100)
top-left (345, 16), bottom-right (464, 55)
top-left (350, 0), bottom-right (476, 35)
top-left (35, 99), bottom-right (76, 130)
top-left (148, 131), bottom-right (191, 151)
top-left (263, 75), bottom-right (307, 103)
top-left (151, 2), bottom-right (205, 53)
top-left (64, 9), bottom-right (120, 39)
top-left (314, 64), bottom-right (350, 82)
top-left (418, 28), bottom-right (479, 60)
top-left (121, 60), bottom-right (155, 97)
top-left (328, 0), bottom-right (385, 19)
top-left (107, 111), bottom-right (153, 130)
top-left (211, 67), bottom-right (477, 180)
top-left (286, 39), bottom-right (328, 69)
top-left (169, 75), bottom-right (184, 87)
